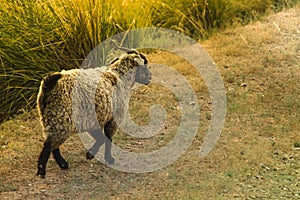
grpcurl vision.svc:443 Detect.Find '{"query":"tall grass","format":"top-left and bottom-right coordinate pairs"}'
top-left (0, 0), bottom-right (299, 123)
top-left (0, 0), bottom-right (153, 122)
top-left (0, 0), bottom-right (61, 122)
top-left (152, 0), bottom-right (230, 39)
top-left (152, 0), bottom-right (300, 39)
top-left (228, 0), bottom-right (300, 24)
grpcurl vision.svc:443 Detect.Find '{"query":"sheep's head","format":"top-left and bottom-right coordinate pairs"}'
top-left (126, 49), bottom-right (151, 85)
top-left (133, 55), bottom-right (151, 85)
top-left (110, 48), bottom-right (151, 86)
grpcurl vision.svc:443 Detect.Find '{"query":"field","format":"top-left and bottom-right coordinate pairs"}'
top-left (0, 3), bottom-right (300, 199)
top-left (1, 1), bottom-right (300, 199)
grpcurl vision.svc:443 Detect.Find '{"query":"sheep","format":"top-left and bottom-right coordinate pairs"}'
top-left (36, 49), bottom-right (151, 178)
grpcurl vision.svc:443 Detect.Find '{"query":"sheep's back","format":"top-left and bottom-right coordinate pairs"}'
top-left (38, 64), bottom-right (133, 148)
top-left (72, 68), bottom-right (118, 132)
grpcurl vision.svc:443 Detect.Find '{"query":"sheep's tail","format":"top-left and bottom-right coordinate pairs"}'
top-left (37, 72), bottom-right (62, 113)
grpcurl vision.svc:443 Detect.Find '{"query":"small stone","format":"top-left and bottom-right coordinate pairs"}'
top-left (241, 83), bottom-right (247, 87)
top-left (274, 150), bottom-right (280, 155)
top-left (259, 163), bottom-right (264, 167)
top-left (273, 167), bottom-right (279, 171)
top-left (189, 101), bottom-right (196, 106)
top-left (282, 154), bottom-right (289, 161)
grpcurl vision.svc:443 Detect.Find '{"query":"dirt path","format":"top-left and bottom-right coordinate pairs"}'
top-left (1, 4), bottom-right (299, 199)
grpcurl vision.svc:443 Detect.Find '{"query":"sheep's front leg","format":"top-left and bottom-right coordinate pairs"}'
top-left (37, 140), bottom-right (52, 178)
top-left (86, 129), bottom-right (105, 160)
top-left (104, 120), bottom-right (116, 164)
top-left (52, 148), bottom-right (69, 170)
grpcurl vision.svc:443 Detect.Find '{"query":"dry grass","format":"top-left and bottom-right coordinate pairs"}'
top-left (1, 4), bottom-right (300, 199)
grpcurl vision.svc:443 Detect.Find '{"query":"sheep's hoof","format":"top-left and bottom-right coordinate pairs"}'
top-left (37, 165), bottom-right (46, 178)
top-left (105, 156), bottom-right (115, 165)
top-left (59, 161), bottom-right (69, 170)
top-left (37, 172), bottom-right (46, 178)
top-left (86, 151), bottom-right (95, 160)
top-left (55, 156), bottom-right (69, 170)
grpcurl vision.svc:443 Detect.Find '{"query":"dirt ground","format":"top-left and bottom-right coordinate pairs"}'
top-left (1, 4), bottom-right (299, 199)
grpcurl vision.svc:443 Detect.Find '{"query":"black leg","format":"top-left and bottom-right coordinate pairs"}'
top-left (104, 121), bottom-right (116, 164)
top-left (37, 140), bottom-right (51, 178)
top-left (86, 129), bottom-right (105, 160)
top-left (52, 148), bottom-right (69, 170)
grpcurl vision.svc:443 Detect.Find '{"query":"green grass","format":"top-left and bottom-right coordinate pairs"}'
top-left (152, 0), bottom-right (230, 39)
top-left (0, 0), bottom-right (153, 123)
top-left (1, 0), bottom-right (300, 123)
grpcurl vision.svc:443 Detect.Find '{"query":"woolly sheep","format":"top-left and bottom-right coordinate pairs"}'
top-left (37, 50), bottom-right (151, 178)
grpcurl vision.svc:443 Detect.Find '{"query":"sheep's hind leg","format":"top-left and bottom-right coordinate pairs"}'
top-left (37, 140), bottom-right (51, 178)
top-left (86, 129), bottom-right (105, 160)
top-left (104, 121), bottom-right (116, 164)
top-left (52, 148), bottom-right (69, 170)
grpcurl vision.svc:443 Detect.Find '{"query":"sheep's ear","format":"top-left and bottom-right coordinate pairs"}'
top-left (134, 57), bottom-right (145, 66)
top-left (118, 47), bottom-right (140, 55)
top-left (139, 53), bottom-right (148, 65)
top-left (118, 47), bottom-right (131, 53)
top-left (109, 57), bottom-right (119, 65)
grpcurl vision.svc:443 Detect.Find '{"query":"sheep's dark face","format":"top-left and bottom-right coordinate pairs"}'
top-left (134, 53), bottom-right (151, 85)
top-left (135, 65), bottom-right (151, 85)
